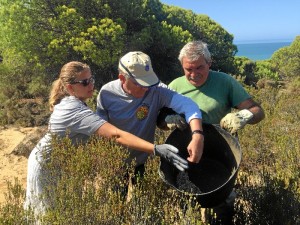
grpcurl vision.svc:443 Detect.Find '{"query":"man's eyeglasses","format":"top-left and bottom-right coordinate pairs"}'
top-left (71, 76), bottom-right (95, 87)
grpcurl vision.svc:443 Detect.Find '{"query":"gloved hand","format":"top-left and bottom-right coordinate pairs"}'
top-left (154, 144), bottom-right (188, 171)
top-left (165, 114), bottom-right (188, 130)
top-left (220, 109), bottom-right (254, 134)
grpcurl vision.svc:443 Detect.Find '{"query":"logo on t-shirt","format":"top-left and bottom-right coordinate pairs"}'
top-left (136, 103), bottom-right (149, 120)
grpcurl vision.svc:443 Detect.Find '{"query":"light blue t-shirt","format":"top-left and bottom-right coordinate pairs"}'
top-left (49, 96), bottom-right (105, 144)
top-left (97, 81), bottom-right (202, 166)
top-left (25, 96), bottom-right (106, 214)
top-left (35, 96), bottom-right (107, 157)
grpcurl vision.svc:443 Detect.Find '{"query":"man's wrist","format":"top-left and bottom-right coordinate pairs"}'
top-left (191, 130), bottom-right (204, 136)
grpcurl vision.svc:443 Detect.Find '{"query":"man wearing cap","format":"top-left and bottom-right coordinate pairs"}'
top-left (96, 51), bottom-right (204, 194)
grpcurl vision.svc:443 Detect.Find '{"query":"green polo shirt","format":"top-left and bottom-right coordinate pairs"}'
top-left (169, 70), bottom-right (251, 124)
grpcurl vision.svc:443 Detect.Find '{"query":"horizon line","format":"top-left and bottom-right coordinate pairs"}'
top-left (234, 38), bottom-right (294, 44)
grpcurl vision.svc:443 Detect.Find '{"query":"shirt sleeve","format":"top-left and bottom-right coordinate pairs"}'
top-left (72, 104), bottom-right (107, 136)
top-left (228, 75), bottom-right (251, 107)
top-left (156, 82), bottom-right (202, 123)
top-left (169, 93), bottom-right (202, 123)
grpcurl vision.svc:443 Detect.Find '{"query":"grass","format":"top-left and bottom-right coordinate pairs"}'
top-left (0, 81), bottom-right (299, 224)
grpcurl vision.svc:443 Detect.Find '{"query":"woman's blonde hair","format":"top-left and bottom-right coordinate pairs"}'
top-left (49, 61), bottom-right (90, 111)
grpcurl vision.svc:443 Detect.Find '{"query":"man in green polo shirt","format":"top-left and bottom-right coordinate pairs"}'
top-left (158, 40), bottom-right (265, 225)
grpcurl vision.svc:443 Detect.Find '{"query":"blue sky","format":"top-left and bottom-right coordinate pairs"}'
top-left (160, 0), bottom-right (300, 43)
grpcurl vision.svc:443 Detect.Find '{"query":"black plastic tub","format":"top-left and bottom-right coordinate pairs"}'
top-left (159, 124), bottom-right (242, 208)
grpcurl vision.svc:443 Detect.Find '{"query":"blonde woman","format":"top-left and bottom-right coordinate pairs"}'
top-left (24, 61), bottom-right (188, 220)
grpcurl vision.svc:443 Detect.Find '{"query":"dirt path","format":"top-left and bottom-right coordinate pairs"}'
top-left (0, 126), bottom-right (38, 204)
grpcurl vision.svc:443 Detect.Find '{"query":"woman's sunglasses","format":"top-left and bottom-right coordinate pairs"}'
top-left (71, 76), bottom-right (95, 87)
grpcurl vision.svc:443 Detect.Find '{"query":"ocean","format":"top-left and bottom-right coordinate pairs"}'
top-left (235, 41), bottom-right (292, 61)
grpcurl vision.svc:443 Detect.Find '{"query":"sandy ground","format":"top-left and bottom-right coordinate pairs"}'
top-left (0, 126), bottom-right (38, 204)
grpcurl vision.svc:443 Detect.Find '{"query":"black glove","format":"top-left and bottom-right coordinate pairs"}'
top-left (165, 114), bottom-right (188, 130)
top-left (154, 144), bottom-right (188, 171)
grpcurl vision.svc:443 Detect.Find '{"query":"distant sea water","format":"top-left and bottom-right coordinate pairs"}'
top-left (235, 41), bottom-right (292, 61)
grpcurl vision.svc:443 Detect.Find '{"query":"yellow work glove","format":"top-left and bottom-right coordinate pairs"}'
top-left (165, 114), bottom-right (188, 131)
top-left (220, 109), bottom-right (254, 134)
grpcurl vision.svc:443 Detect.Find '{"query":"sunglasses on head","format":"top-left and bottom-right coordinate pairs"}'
top-left (71, 76), bottom-right (95, 87)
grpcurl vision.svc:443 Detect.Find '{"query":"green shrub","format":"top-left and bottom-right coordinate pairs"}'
top-left (236, 79), bottom-right (300, 225)
top-left (0, 135), bottom-right (204, 224)
top-left (0, 179), bottom-right (34, 225)
top-left (255, 60), bottom-right (279, 80)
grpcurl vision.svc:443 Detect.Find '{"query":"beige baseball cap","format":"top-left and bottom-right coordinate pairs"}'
top-left (119, 51), bottom-right (159, 87)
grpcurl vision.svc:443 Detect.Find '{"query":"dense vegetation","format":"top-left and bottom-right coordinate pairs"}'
top-left (0, 0), bottom-right (299, 224)
top-left (0, 82), bottom-right (299, 224)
